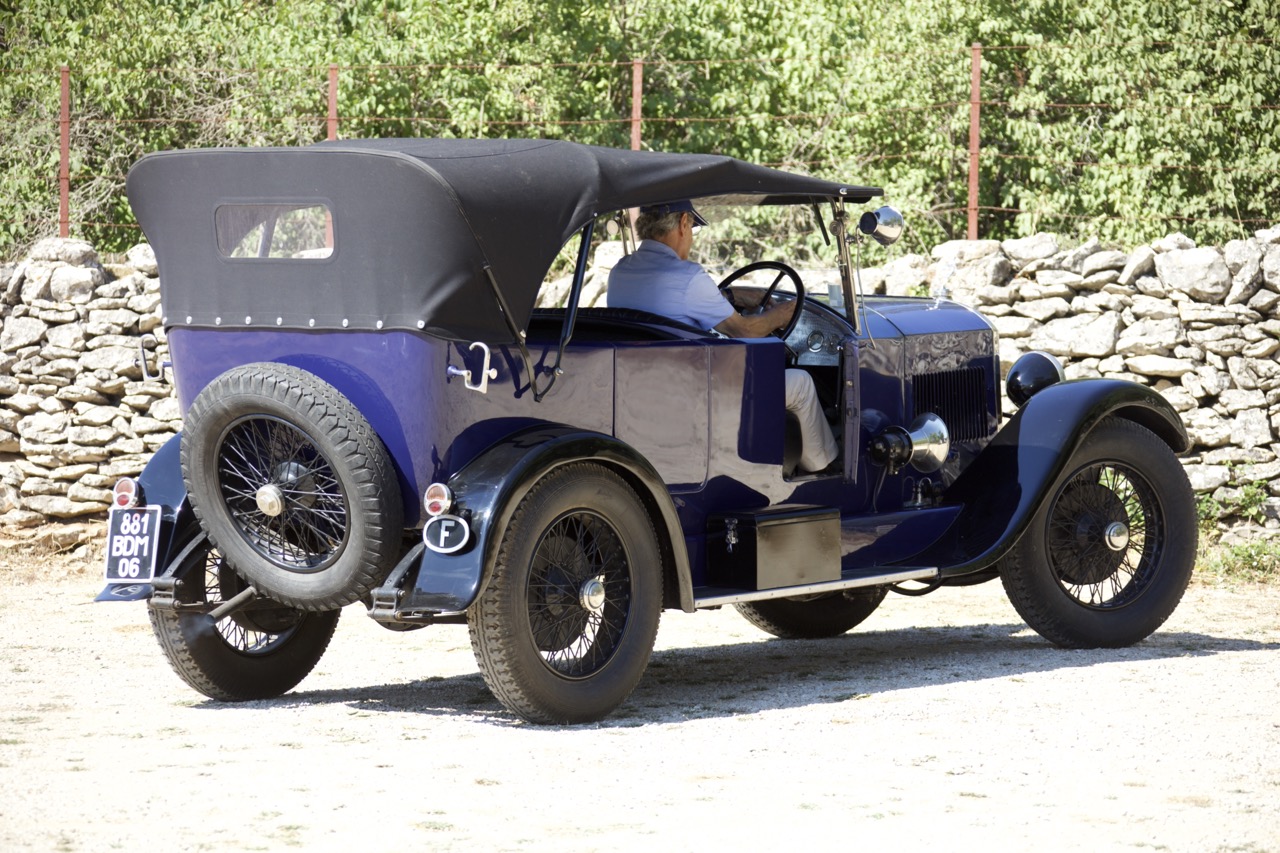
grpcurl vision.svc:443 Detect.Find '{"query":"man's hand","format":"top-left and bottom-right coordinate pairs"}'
top-left (728, 288), bottom-right (768, 312)
top-left (715, 297), bottom-right (796, 338)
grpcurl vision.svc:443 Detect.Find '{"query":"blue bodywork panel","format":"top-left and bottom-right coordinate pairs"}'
top-left (154, 292), bottom-right (1185, 615)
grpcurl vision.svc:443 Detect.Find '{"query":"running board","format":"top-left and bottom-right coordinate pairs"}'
top-left (693, 567), bottom-right (938, 609)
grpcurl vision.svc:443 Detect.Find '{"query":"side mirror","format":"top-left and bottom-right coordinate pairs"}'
top-left (857, 206), bottom-right (904, 246)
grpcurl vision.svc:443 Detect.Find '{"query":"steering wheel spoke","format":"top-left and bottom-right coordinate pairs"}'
top-left (718, 260), bottom-right (806, 341)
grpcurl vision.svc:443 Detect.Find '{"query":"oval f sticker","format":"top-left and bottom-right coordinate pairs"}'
top-left (423, 514), bottom-right (471, 554)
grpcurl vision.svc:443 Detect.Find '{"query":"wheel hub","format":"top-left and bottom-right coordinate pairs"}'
top-left (532, 539), bottom-right (593, 653)
top-left (274, 461), bottom-right (317, 509)
top-left (256, 484), bottom-right (286, 517)
top-left (254, 462), bottom-right (318, 518)
top-left (1104, 521), bottom-right (1130, 552)
top-left (1054, 482), bottom-right (1130, 586)
top-left (579, 577), bottom-right (606, 613)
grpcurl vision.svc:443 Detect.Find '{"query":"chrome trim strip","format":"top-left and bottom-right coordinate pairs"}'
top-left (693, 568), bottom-right (938, 609)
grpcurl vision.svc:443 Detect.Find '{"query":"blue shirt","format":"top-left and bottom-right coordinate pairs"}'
top-left (606, 240), bottom-right (734, 331)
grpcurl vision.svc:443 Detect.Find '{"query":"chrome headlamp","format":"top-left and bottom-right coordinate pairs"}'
top-left (858, 206), bottom-right (905, 246)
top-left (1006, 352), bottom-right (1065, 407)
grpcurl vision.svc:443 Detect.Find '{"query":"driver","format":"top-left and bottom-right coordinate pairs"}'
top-left (607, 200), bottom-right (838, 474)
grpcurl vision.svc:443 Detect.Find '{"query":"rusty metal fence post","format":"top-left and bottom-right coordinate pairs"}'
top-left (327, 64), bottom-right (339, 141)
top-left (967, 43), bottom-right (982, 240)
top-left (59, 65), bottom-right (70, 238)
top-left (630, 59), bottom-right (643, 150)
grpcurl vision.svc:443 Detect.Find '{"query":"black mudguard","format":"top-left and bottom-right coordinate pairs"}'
top-left (95, 432), bottom-right (198, 602)
top-left (399, 425), bottom-right (691, 615)
top-left (907, 378), bottom-right (1189, 577)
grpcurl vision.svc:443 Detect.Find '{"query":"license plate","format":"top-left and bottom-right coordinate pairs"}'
top-left (104, 506), bottom-right (162, 583)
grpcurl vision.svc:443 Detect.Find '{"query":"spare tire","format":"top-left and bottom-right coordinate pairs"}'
top-left (181, 362), bottom-right (403, 611)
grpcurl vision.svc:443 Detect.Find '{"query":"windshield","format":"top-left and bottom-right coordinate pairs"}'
top-left (538, 202), bottom-right (849, 316)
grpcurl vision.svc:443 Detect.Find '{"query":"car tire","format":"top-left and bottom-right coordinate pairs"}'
top-left (735, 588), bottom-right (887, 639)
top-left (148, 534), bottom-right (340, 701)
top-left (998, 417), bottom-right (1196, 649)
top-left (468, 463), bottom-right (663, 724)
top-left (181, 362), bottom-right (403, 611)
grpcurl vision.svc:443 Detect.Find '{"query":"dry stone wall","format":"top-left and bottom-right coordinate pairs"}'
top-left (1, 239), bottom-right (177, 527)
top-left (3, 230), bottom-right (1279, 532)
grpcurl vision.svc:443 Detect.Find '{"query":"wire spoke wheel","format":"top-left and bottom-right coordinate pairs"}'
top-left (1046, 463), bottom-right (1162, 609)
top-left (527, 512), bottom-right (633, 679)
top-left (217, 415), bottom-right (349, 573)
top-left (469, 463), bottom-right (662, 724)
top-left (205, 548), bottom-right (310, 652)
top-left (182, 363), bottom-right (403, 610)
top-left (999, 417), bottom-right (1196, 649)
top-left (149, 534), bottom-right (340, 701)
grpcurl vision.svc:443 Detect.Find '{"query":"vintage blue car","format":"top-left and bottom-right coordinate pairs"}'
top-left (101, 139), bottom-right (1196, 724)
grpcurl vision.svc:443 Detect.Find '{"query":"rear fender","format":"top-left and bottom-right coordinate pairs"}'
top-left (404, 425), bottom-right (692, 614)
top-left (912, 379), bottom-right (1189, 576)
top-left (95, 433), bottom-right (196, 602)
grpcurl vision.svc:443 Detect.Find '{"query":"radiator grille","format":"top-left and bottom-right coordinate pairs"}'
top-left (912, 367), bottom-right (991, 442)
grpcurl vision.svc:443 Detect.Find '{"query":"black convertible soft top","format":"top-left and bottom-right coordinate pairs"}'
top-left (127, 138), bottom-right (881, 342)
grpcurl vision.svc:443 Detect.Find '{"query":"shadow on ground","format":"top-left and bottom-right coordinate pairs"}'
top-left (204, 618), bottom-right (1279, 727)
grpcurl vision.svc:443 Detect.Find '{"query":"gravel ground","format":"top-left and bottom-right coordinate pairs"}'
top-left (0, 550), bottom-right (1278, 853)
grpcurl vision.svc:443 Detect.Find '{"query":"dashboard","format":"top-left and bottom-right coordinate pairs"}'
top-left (721, 281), bottom-right (851, 367)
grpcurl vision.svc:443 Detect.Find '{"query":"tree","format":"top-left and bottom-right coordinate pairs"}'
top-left (0, 0), bottom-right (1275, 259)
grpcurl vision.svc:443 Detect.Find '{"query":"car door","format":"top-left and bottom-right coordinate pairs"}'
top-left (613, 341), bottom-right (711, 490)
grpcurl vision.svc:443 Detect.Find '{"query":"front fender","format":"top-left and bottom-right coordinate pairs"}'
top-left (95, 432), bottom-right (195, 602)
top-left (401, 425), bottom-right (691, 614)
top-left (909, 378), bottom-right (1189, 576)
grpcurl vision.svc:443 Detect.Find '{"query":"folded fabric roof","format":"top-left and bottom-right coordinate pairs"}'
top-left (128, 138), bottom-right (881, 342)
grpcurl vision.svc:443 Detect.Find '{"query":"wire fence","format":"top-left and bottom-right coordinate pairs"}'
top-left (3, 37), bottom-right (1278, 258)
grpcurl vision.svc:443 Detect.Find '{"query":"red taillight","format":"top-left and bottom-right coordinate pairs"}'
top-left (424, 483), bottom-right (452, 517)
top-left (112, 478), bottom-right (140, 509)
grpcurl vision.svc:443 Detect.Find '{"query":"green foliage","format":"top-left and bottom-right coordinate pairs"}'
top-left (1, 0), bottom-right (1277, 258)
top-left (1198, 481), bottom-right (1274, 532)
top-left (1197, 492), bottom-right (1225, 531)
top-left (1200, 538), bottom-right (1280, 585)
top-left (964, 0), bottom-right (1280, 247)
top-left (1235, 483), bottom-right (1271, 525)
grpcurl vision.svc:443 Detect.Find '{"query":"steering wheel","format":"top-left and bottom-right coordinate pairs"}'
top-left (718, 261), bottom-right (807, 342)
